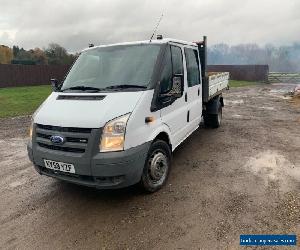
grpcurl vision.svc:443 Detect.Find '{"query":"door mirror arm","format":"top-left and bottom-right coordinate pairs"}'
top-left (51, 79), bottom-right (62, 92)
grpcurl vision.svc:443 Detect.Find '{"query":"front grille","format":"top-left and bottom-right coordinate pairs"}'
top-left (37, 124), bottom-right (92, 134)
top-left (35, 124), bottom-right (92, 154)
top-left (37, 143), bottom-right (85, 153)
top-left (36, 133), bottom-right (88, 144)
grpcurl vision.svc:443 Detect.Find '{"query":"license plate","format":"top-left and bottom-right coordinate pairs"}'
top-left (44, 159), bottom-right (75, 174)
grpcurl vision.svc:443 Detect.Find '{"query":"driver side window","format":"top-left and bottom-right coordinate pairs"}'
top-left (160, 45), bottom-right (183, 93)
top-left (160, 46), bottom-right (172, 93)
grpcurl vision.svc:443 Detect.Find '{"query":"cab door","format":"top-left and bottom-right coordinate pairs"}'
top-left (159, 44), bottom-right (188, 148)
top-left (184, 47), bottom-right (202, 132)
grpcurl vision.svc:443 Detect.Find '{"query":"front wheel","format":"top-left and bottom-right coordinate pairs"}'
top-left (139, 140), bottom-right (171, 193)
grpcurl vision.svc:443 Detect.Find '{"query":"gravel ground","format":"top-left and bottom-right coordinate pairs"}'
top-left (0, 84), bottom-right (299, 250)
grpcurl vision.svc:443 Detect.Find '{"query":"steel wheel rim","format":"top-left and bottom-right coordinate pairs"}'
top-left (147, 150), bottom-right (168, 187)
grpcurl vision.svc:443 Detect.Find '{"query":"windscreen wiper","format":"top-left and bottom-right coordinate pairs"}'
top-left (61, 86), bottom-right (103, 92)
top-left (104, 84), bottom-right (147, 90)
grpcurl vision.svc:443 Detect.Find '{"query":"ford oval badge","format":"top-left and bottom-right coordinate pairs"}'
top-left (50, 135), bottom-right (65, 145)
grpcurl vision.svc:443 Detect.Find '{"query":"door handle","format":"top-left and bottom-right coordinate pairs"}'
top-left (185, 92), bottom-right (187, 102)
top-left (198, 88), bottom-right (200, 96)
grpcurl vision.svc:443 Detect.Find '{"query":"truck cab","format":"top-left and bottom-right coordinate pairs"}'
top-left (27, 37), bottom-right (228, 192)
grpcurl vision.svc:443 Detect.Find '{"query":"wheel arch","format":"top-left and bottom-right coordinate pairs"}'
top-left (149, 126), bottom-right (172, 151)
top-left (154, 132), bottom-right (172, 149)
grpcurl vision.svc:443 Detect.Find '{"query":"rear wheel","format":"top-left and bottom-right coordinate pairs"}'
top-left (139, 140), bottom-right (171, 193)
top-left (204, 106), bottom-right (222, 128)
top-left (203, 95), bottom-right (223, 128)
top-left (210, 107), bottom-right (222, 128)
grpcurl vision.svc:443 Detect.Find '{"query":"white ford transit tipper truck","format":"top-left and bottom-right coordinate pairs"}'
top-left (27, 36), bottom-right (229, 192)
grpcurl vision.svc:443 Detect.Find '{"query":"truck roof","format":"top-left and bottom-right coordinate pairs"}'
top-left (82, 38), bottom-right (197, 52)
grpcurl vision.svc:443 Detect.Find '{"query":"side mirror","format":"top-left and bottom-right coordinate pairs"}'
top-left (51, 79), bottom-right (61, 92)
top-left (158, 74), bottom-right (183, 105)
top-left (170, 74), bottom-right (183, 98)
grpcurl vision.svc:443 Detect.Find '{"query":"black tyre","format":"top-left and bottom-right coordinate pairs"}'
top-left (203, 113), bottom-right (210, 127)
top-left (210, 106), bottom-right (222, 128)
top-left (140, 140), bottom-right (171, 193)
top-left (204, 106), bottom-right (222, 128)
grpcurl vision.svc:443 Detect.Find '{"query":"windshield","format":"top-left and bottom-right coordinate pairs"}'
top-left (61, 44), bottom-right (161, 91)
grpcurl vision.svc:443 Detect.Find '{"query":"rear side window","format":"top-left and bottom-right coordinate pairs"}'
top-left (184, 48), bottom-right (200, 87)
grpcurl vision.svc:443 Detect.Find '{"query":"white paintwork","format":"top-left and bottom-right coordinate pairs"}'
top-left (33, 38), bottom-right (227, 154)
top-left (124, 90), bottom-right (173, 149)
top-left (158, 43), bottom-right (188, 148)
top-left (160, 88), bottom-right (188, 148)
top-left (34, 91), bottom-right (144, 128)
top-left (183, 44), bottom-right (203, 135)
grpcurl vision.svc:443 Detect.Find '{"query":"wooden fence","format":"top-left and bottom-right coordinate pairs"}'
top-left (0, 64), bottom-right (70, 88)
top-left (207, 65), bottom-right (269, 82)
top-left (268, 72), bottom-right (300, 83)
top-left (0, 64), bottom-right (270, 88)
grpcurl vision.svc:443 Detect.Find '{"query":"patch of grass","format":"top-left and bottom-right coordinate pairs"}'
top-left (0, 85), bottom-right (51, 118)
top-left (229, 80), bottom-right (258, 88)
top-left (0, 80), bottom-right (262, 118)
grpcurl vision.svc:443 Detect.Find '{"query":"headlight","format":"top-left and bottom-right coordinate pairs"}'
top-left (99, 113), bottom-right (130, 152)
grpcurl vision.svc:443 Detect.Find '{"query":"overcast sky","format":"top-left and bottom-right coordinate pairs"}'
top-left (0, 0), bottom-right (299, 52)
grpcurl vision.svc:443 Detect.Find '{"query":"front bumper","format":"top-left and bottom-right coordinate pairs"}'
top-left (27, 141), bottom-right (151, 189)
